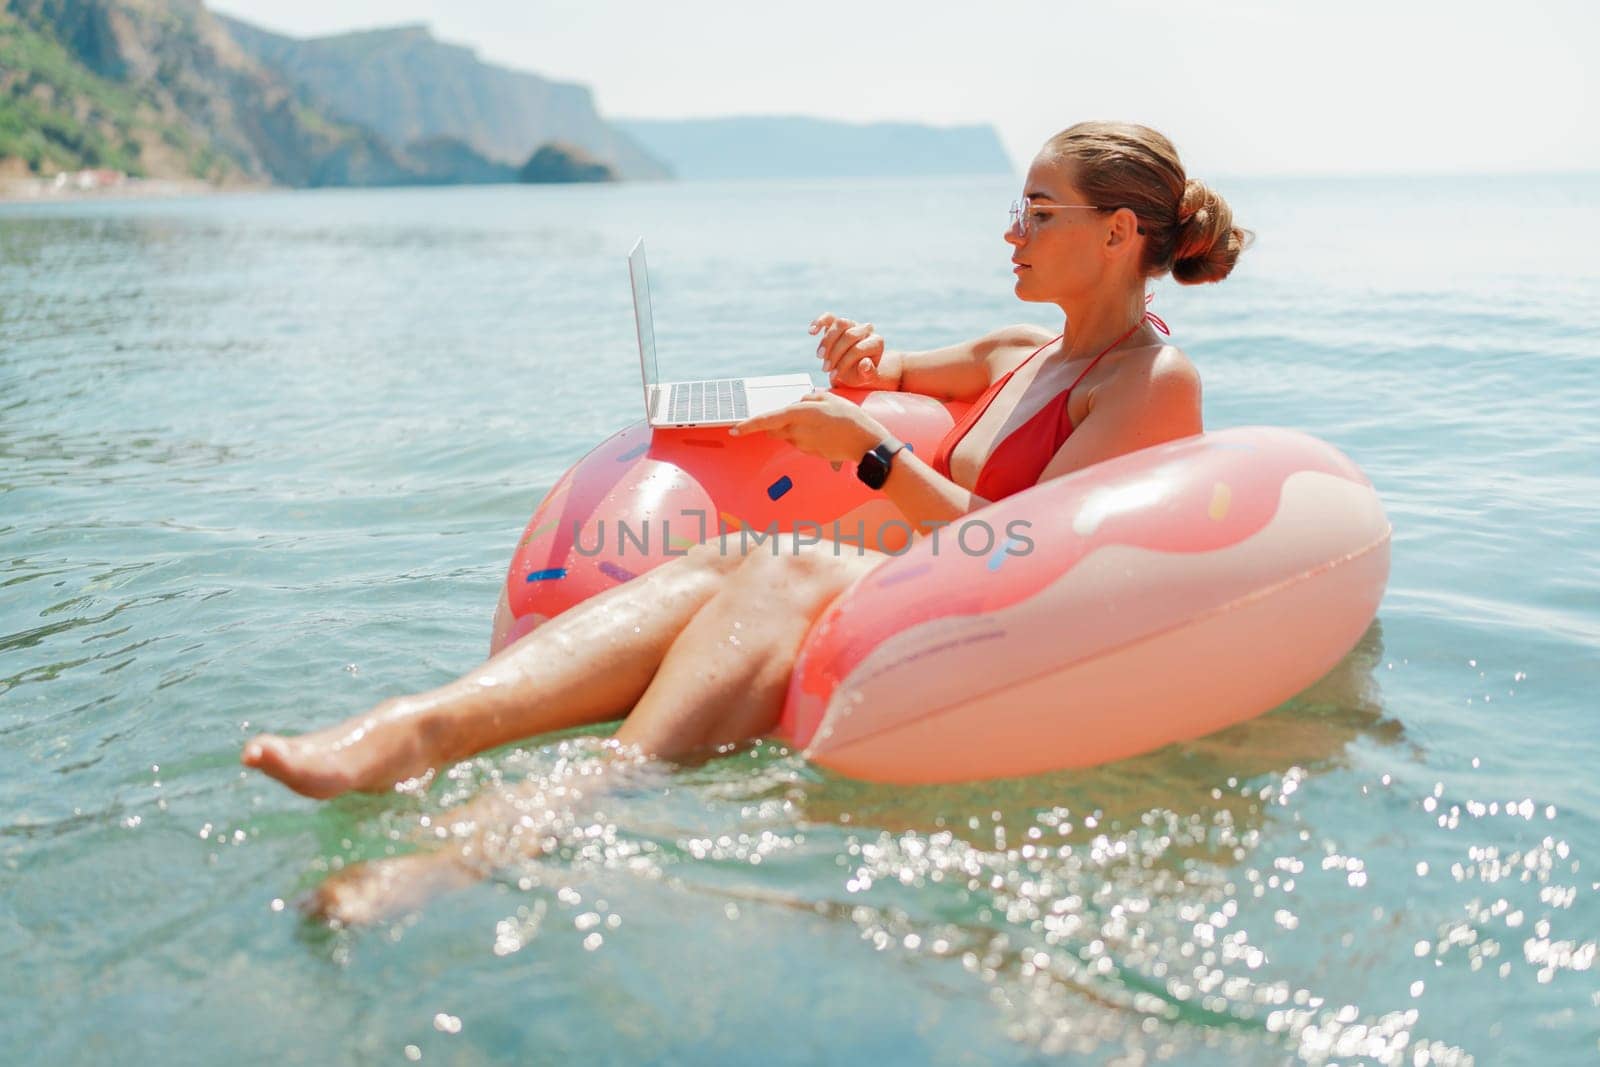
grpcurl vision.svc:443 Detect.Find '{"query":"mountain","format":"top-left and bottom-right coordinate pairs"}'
top-left (0, 0), bottom-right (426, 184)
top-left (1, 1), bottom-right (662, 187)
top-left (611, 116), bottom-right (1015, 181)
top-left (215, 17), bottom-right (670, 181)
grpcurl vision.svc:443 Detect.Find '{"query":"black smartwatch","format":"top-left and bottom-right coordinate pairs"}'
top-left (856, 438), bottom-right (907, 490)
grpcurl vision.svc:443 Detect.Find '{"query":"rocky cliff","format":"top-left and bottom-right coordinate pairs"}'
top-left (1, 0), bottom-right (664, 186)
top-left (517, 142), bottom-right (615, 184)
top-left (216, 17), bottom-right (670, 181)
top-left (0, 0), bottom-right (425, 184)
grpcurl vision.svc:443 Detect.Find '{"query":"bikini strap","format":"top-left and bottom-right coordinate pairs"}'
top-left (1144, 291), bottom-right (1171, 337)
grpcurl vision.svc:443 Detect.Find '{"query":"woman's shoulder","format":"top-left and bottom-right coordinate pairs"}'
top-left (1153, 342), bottom-right (1199, 378)
top-left (1113, 342), bottom-right (1200, 384)
top-left (1008, 323), bottom-right (1060, 346)
top-left (983, 324), bottom-right (1060, 374)
top-left (1081, 343), bottom-right (1201, 415)
top-left (980, 323), bottom-right (1058, 354)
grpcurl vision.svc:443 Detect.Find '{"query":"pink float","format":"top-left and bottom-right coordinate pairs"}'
top-left (493, 395), bottom-right (1390, 784)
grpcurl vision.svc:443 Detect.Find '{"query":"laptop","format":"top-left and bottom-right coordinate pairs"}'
top-left (629, 238), bottom-right (814, 427)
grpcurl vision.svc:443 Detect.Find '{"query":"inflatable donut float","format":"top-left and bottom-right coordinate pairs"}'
top-left (492, 391), bottom-right (1390, 784)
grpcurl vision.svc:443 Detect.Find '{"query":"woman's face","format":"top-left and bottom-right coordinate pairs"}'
top-left (1005, 155), bottom-right (1118, 303)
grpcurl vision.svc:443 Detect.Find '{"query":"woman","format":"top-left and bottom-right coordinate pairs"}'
top-left (243, 122), bottom-right (1248, 918)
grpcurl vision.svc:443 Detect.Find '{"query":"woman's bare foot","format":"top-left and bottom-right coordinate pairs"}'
top-left (305, 851), bottom-right (482, 926)
top-left (299, 743), bottom-right (642, 924)
top-left (241, 700), bottom-right (446, 799)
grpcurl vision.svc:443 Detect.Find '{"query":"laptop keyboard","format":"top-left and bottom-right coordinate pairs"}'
top-left (667, 379), bottom-right (748, 423)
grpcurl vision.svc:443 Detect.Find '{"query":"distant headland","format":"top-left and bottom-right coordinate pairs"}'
top-left (613, 116), bottom-right (1014, 181)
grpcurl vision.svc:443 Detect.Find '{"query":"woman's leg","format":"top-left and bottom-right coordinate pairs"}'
top-left (305, 544), bottom-right (884, 925)
top-left (613, 543), bottom-right (883, 757)
top-left (242, 542), bottom-right (750, 798)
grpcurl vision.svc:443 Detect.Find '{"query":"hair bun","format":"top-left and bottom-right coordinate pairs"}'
top-left (1172, 179), bottom-right (1251, 285)
top-left (1177, 178), bottom-right (1206, 224)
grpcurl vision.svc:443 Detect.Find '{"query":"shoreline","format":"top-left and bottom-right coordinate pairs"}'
top-left (0, 176), bottom-right (231, 204)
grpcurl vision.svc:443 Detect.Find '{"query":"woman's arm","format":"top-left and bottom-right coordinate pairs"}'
top-left (875, 446), bottom-right (990, 533)
top-left (895, 324), bottom-right (1058, 402)
top-left (812, 314), bottom-right (1055, 402)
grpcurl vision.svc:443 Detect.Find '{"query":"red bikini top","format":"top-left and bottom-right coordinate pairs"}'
top-left (930, 308), bottom-right (1170, 501)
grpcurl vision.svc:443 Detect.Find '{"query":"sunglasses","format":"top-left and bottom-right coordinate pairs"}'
top-left (1008, 198), bottom-right (1146, 237)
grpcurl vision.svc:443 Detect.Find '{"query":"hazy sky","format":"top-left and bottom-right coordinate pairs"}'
top-left (207, 0), bottom-right (1596, 178)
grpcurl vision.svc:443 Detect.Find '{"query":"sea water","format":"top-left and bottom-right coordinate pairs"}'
top-left (1, 173), bottom-right (1596, 1064)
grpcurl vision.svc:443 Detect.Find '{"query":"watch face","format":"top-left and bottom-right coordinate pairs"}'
top-left (858, 445), bottom-right (892, 489)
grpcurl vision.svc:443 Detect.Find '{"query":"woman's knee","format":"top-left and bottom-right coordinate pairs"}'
top-left (681, 539), bottom-right (749, 577)
top-left (681, 534), bottom-right (808, 581)
top-left (726, 542), bottom-right (877, 605)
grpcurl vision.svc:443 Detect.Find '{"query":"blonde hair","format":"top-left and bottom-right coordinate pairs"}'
top-left (1043, 121), bottom-right (1251, 285)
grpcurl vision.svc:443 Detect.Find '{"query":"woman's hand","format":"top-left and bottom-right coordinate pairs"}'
top-left (810, 313), bottom-right (894, 389)
top-left (730, 391), bottom-right (889, 467)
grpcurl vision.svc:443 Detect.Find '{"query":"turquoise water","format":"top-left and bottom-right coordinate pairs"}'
top-left (2, 173), bottom-right (1597, 1064)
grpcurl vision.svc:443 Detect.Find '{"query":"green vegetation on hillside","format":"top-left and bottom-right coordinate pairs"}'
top-left (0, 12), bottom-right (141, 173)
top-left (0, 11), bottom-right (214, 178)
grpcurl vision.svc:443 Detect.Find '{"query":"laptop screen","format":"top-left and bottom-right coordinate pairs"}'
top-left (627, 239), bottom-right (658, 389)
